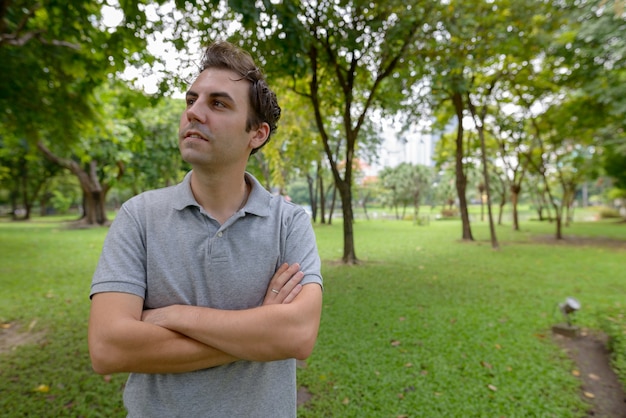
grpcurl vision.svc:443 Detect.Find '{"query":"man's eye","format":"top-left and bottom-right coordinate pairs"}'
top-left (213, 100), bottom-right (225, 108)
top-left (186, 99), bottom-right (196, 106)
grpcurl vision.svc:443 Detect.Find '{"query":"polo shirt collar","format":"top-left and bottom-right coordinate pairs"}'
top-left (172, 171), bottom-right (271, 217)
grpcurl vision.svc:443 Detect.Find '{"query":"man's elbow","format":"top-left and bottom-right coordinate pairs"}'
top-left (290, 327), bottom-right (319, 360)
top-left (88, 338), bottom-right (125, 375)
top-left (90, 352), bottom-right (113, 375)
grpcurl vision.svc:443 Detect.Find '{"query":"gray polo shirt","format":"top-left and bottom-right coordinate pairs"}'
top-left (91, 171), bottom-right (322, 417)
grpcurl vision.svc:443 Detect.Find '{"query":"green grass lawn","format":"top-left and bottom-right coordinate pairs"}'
top-left (1, 214), bottom-right (624, 417)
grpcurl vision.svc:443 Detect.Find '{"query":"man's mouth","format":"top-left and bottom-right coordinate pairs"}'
top-left (183, 130), bottom-right (208, 141)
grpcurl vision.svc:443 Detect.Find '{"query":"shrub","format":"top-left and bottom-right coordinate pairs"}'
top-left (598, 206), bottom-right (621, 219)
top-left (440, 208), bottom-right (459, 218)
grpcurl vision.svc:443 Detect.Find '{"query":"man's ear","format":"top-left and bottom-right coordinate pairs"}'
top-left (249, 122), bottom-right (270, 149)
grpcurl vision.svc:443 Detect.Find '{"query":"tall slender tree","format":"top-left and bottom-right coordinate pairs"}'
top-left (214, 0), bottom-right (442, 263)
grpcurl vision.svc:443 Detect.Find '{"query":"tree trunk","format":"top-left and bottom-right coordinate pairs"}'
top-left (469, 106), bottom-right (498, 249)
top-left (413, 192), bottom-right (421, 224)
top-left (20, 167), bottom-right (32, 220)
top-left (328, 184), bottom-right (337, 226)
top-left (478, 183), bottom-right (485, 222)
top-left (319, 174), bottom-right (326, 224)
top-left (306, 173), bottom-right (317, 223)
top-left (555, 207), bottom-right (563, 239)
top-left (10, 189), bottom-right (19, 220)
top-left (511, 184), bottom-right (521, 231)
top-left (452, 92), bottom-right (474, 241)
top-left (337, 180), bottom-right (357, 264)
top-left (362, 191), bottom-right (370, 221)
top-left (498, 200), bottom-right (505, 225)
top-left (36, 141), bottom-right (121, 226)
top-left (83, 189), bottom-right (108, 225)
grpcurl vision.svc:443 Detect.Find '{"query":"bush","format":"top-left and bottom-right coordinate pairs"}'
top-left (440, 208), bottom-right (459, 218)
top-left (50, 190), bottom-right (74, 214)
top-left (598, 207), bottom-right (621, 219)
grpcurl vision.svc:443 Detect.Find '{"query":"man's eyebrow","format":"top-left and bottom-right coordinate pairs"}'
top-left (209, 91), bottom-right (235, 102)
top-left (185, 90), bottom-right (235, 103)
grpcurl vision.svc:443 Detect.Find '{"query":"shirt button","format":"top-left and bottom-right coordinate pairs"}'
top-left (217, 232), bottom-right (223, 237)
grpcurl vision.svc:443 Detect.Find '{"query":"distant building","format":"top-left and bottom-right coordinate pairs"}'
top-left (373, 119), bottom-right (440, 173)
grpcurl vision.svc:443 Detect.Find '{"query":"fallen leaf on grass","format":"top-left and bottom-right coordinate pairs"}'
top-left (588, 373), bottom-right (600, 381)
top-left (487, 384), bottom-right (498, 392)
top-left (572, 369), bottom-right (580, 377)
top-left (390, 340), bottom-right (401, 347)
top-left (34, 384), bottom-right (49, 393)
top-left (342, 397), bottom-right (350, 405)
top-left (481, 361), bottom-right (493, 369)
top-left (404, 363), bottom-right (413, 368)
top-left (584, 391), bottom-right (595, 399)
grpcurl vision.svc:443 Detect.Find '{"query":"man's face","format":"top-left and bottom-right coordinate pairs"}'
top-left (178, 68), bottom-right (265, 169)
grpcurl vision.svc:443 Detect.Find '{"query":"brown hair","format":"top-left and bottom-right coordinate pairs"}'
top-left (200, 41), bottom-right (281, 154)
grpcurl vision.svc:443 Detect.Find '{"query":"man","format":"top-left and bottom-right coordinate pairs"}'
top-left (88, 41), bottom-right (323, 417)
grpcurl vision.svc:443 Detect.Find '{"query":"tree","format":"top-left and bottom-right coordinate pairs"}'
top-left (215, 0), bottom-right (441, 263)
top-left (562, 0), bottom-right (626, 202)
top-left (523, 93), bottom-right (601, 238)
top-left (488, 111), bottom-right (531, 231)
top-left (0, 0), bottom-right (166, 144)
top-left (466, 84), bottom-right (501, 250)
top-left (1, 0), bottom-right (180, 223)
top-left (379, 166), bottom-right (404, 219)
top-left (36, 82), bottom-right (152, 225)
top-left (0, 134), bottom-right (60, 219)
top-left (380, 163), bottom-right (432, 221)
top-left (122, 96), bottom-right (187, 195)
top-left (425, 0), bottom-right (568, 243)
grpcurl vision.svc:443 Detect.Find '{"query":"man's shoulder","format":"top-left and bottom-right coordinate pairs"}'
top-left (124, 175), bottom-right (191, 210)
top-left (124, 184), bottom-right (179, 207)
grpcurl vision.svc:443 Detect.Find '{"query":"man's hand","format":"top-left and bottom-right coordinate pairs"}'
top-left (138, 262), bottom-right (319, 363)
top-left (141, 263), bottom-right (304, 328)
top-left (262, 263), bottom-right (304, 305)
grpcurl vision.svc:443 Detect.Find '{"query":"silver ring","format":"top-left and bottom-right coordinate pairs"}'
top-left (271, 289), bottom-right (279, 294)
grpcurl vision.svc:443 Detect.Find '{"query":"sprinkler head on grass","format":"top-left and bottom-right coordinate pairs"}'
top-left (552, 297), bottom-right (581, 338)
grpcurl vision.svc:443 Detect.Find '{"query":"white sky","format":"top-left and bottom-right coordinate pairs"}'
top-left (101, 1), bottom-right (191, 97)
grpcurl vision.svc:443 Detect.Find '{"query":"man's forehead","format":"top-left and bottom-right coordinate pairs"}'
top-left (190, 68), bottom-right (249, 91)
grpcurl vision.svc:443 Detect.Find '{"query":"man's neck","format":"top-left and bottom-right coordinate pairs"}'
top-left (189, 168), bottom-right (250, 224)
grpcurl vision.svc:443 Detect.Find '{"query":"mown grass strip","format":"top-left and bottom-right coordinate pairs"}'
top-left (0, 216), bottom-right (624, 417)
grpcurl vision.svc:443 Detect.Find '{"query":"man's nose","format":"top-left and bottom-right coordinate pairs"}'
top-left (185, 102), bottom-right (205, 124)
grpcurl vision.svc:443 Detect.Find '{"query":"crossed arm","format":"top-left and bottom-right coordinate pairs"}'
top-left (88, 263), bottom-right (322, 375)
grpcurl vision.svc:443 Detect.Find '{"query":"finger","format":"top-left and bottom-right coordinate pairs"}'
top-left (282, 283), bottom-right (303, 304)
top-left (269, 263), bottom-right (300, 291)
top-left (278, 270), bottom-right (304, 296)
top-left (266, 263), bottom-right (289, 295)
